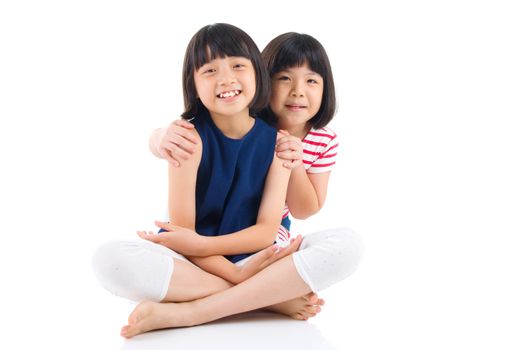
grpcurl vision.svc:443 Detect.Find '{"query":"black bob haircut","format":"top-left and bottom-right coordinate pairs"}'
top-left (261, 33), bottom-right (337, 130)
top-left (181, 23), bottom-right (270, 119)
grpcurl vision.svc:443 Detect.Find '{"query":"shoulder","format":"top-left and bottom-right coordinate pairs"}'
top-left (255, 117), bottom-right (278, 135)
top-left (250, 117), bottom-right (277, 146)
top-left (303, 126), bottom-right (339, 152)
top-left (304, 126), bottom-right (338, 142)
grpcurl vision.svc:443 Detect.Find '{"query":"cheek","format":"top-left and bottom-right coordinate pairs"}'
top-left (311, 90), bottom-right (324, 111)
top-left (195, 81), bottom-right (211, 100)
top-left (269, 91), bottom-right (283, 113)
top-left (270, 85), bottom-right (286, 104)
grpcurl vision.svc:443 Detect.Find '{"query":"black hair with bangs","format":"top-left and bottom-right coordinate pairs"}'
top-left (181, 23), bottom-right (270, 119)
top-left (261, 33), bottom-right (336, 129)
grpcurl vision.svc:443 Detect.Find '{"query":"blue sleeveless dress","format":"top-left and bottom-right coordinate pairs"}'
top-left (193, 112), bottom-right (276, 263)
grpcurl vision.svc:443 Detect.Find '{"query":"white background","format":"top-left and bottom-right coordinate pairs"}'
top-left (1, 0), bottom-right (527, 349)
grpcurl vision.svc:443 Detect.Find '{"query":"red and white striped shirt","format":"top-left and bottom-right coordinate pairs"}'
top-left (302, 126), bottom-right (339, 174)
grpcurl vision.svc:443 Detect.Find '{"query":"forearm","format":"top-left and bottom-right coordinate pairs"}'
top-left (149, 127), bottom-right (166, 158)
top-left (286, 167), bottom-right (321, 219)
top-left (188, 255), bottom-right (243, 285)
top-left (202, 223), bottom-right (279, 256)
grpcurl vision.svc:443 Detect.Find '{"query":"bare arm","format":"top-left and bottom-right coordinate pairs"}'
top-left (188, 236), bottom-right (301, 285)
top-left (285, 169), bottom-right (331, 219)
top-left (274, 131), bottom-right (334, 219)
top-left (166, 128), bottom-right (201, 229)
top-left (162, 132), bottom-right (240, 278)
top-left (141, 220), bottom-right (303, 284)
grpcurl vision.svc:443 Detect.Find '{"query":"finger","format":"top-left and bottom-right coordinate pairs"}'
top-left (250, 245), bottom-right (277, 263)
top-left (278, 129), bottom-right (290, 136)
top-left (287, 235), bottom-right (303, 252)
top-left (266, 239), bottom-right (301, 262)
top-left (283, 159), bottom-right (302, 170)
top-left (282, 161), bottom-right (296, 169)
top-left (277, 150), bottom-right (302, 160)
top-left (167, 144), bottom-right (192, 161)
top-left (167, 137), bottom-right (195, 157)
top-left (174, 119), bottom-right (195, 129)
top-left (275, 137), bottom-right (293, 147)
top-left (137, 230), bottom-right (161, 243)
top-left (154, 221), bottom-right (176, 231)
top-left (160, 148), bottom-right (180, 168)
top-left (276, 141), bottom-right (302, 153)
top-left (169, 131), bottom-right (199, 149)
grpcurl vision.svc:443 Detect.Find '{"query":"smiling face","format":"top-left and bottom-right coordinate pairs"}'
top-left (269, 63), bottom-right (324, 134)
top-left (193, 56), bottom-right (256, 119)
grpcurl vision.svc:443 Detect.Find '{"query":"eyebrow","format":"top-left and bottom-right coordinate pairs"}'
top-left (280, 68), bottom-right (320, 76)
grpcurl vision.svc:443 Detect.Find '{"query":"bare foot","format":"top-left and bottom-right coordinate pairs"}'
top-left (266, 292), bottom-right (325, 320)
top-left (120, 301), bottom-right (197, 338)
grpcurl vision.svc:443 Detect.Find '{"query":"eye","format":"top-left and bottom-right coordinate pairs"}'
top-left (200, 66), bottom-right (215, 75)
top-left (277, 75), bottom-right (291, 81)
top-left (307, 78), bottom-right (319, 84)
top-left (233, 63), bottom-right (245, 70)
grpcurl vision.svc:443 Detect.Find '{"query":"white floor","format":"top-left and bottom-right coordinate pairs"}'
top-left (121, 311), bottom-right (339, 350)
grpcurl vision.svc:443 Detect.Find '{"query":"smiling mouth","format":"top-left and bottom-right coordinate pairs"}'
top-left (286, 104), bottom-right (307, 110)
top-left (217, 90), bottom-right (241, 99)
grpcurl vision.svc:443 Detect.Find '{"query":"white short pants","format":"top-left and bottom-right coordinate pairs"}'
top-left (92, 227), bottom-right (363, 302)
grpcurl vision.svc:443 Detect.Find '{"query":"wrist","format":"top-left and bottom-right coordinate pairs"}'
top-left (291, 164), bottom-right (306, 175)
top-left (201, 235), bottom-right (214, 256)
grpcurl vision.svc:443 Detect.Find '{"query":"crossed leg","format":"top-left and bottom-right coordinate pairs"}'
top-left (121, 255), bottom-right (312, 337)
top-left (161, 253), bottom-right (323, 319)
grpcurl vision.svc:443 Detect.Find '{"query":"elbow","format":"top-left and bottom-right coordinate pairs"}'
top-left (260, 223), bottom-right (281, 248)
top-left (290, 206), bottom-right (321, 220)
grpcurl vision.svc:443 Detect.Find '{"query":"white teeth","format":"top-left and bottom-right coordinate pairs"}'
top-left (219, 90), bottom-right (240, 98)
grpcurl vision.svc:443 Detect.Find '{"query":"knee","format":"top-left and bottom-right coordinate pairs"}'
top-left (320, 227), bottom-right (364, 278)
top-left (334, 228), bottom-right (364, 276)
top-left (91, 240), bottom-right (138, 298)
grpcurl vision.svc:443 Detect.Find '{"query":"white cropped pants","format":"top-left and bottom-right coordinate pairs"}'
top-left (92, 227), bottom-right (363, 302)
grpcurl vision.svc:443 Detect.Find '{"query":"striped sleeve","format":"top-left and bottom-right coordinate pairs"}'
top-left (303, 127), bottom-right (339, 174)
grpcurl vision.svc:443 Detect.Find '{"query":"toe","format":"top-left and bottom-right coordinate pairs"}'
top-left (298, 310), bottom-right (312, 320)
top-left (292, 313), bottom-right (306, 321)
top-left (120, 325), bottom-right (131, 338)
top-left (306, 305), bottom-right (321, 314)
top-left (308, 293), bottom-right (319, 304)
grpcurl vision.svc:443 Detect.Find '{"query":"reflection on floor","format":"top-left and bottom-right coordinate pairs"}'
top-left (121, 311), bottom-right (338, 350)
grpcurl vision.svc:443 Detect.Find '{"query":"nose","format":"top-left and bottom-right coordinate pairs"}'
top-left (290, 81), bottom-right (305, 97)
top-left (218, 67), bottom-right (236, 86)
top-left (219, 74), bottom-right (236, 85)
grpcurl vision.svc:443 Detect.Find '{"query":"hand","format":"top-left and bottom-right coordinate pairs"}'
top-left (136, 221), bottom-right (206, 256)
top-left (236, 235), bottom-right (303, 283)
top-left (276, 130), bottom-right (303, 170)
top-left (159, 119), bottom-right (198, 168)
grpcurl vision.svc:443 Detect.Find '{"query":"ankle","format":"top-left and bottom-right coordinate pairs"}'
top-left (184, 300), bottom-right (206, 327)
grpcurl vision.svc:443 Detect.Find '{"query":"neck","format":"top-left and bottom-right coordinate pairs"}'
top-left (209, 109), bottom-right (255, 139)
